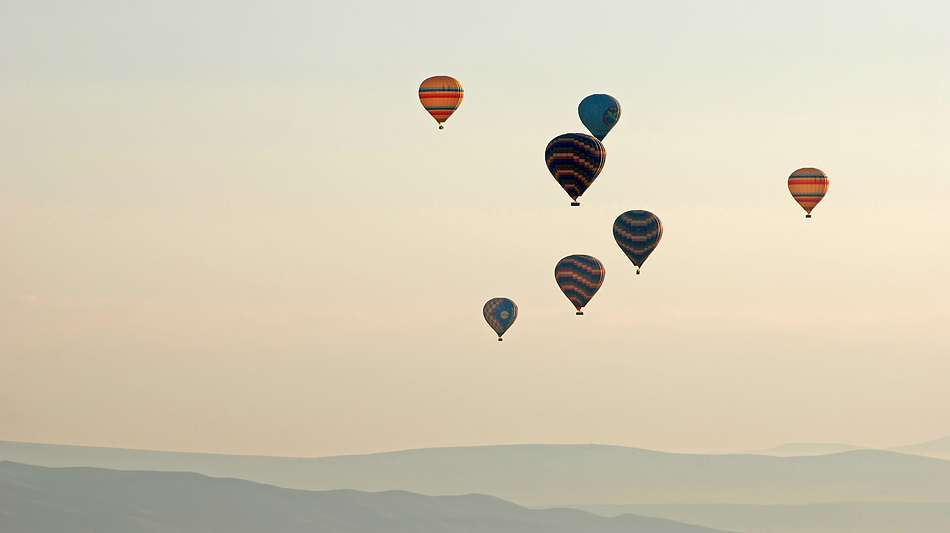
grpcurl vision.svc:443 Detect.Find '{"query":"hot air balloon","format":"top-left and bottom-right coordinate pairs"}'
top-left (578, 94), bottom-right (621, 141)
top-left (555, 255), bottom-right (605, 315)
top-left (483, 297), bottom-right (518, 341)
top-left (613, 210), bottom-right (663, 275)
top-left (788, 167), bottom-right (829, 218)
top-left (544, 133), bottom-right (606, 206)
top-left (418, 76), bottom-right (464, 129)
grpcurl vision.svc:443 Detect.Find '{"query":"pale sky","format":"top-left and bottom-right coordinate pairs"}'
top-left (1, 0), bottom-right (948, 457)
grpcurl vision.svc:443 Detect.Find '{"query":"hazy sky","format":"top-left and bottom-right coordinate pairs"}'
top-left (1, 0), bottom-right (948, 457)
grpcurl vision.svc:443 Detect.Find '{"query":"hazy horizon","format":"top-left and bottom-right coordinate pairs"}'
top-left (1, 436), bottom-right (948, 460)
top-left (2, 0), bottom-right (948, 458)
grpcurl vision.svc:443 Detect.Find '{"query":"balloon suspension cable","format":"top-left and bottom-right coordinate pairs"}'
top-left (805, 214), bottom-right (811, 218)
top-left (576, 311), bottom-right (584, 315)
top-left (571, 202), bottom-right (580, 207)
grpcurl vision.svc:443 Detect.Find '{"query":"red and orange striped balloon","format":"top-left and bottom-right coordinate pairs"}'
top-left (418, 76), bottom-right (463, 129)
top-left (788, 167), bottom-right (829, 218)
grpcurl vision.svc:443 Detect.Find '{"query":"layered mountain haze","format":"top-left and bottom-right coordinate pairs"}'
top-left (2, 441), bottom-right (949, 506)
top-left (887, 437), bottom-right (950, 461)
top-left (563, 503), bottom-right (950, 533)
top-left (0, 461), bottom-right (732, 533)
top-left (747, 437), bottom-right (950, 460)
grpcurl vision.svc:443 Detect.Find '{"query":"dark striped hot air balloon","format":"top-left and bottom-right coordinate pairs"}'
top-left (788, 167), bottom-right (829, 218)
top-left (483, 298), bottom-right (518, 341)
top-left (544, 133), bottom-right (606, 206)
top-left (555, 255), bottom-right (605, 315)
top-left (613, 210), bottom-right (663, 275)
top-left (418, 76), bottom-right (463, 129)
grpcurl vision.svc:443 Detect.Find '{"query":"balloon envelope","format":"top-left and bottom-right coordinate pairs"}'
top-left (578, 94), bottom-right (621, 141)
top-left (613, 210), bottom-right (663, 274)
top-left (555, 255), bottom-right (605, 313)
top-left (483, 298), bottom-right (518, 340)
top-left (419, 76), bottom-right (463, 128)
top-left (788, 167), bottom-right (829, 217)
top-left (544, 133), bottom-right (606, 204)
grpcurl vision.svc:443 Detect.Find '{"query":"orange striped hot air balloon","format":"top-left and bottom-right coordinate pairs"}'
top-left (418, 76), bottom-right (463, 129)
top-left (788, 167), bottom-right (829, 218)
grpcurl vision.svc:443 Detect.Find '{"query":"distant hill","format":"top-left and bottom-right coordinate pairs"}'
top-left (888, 437), bottom-right (950, 461)
top-left (746, 438), bottom-right (950, 461)
top-left (563, 502), bottom-right (950, 533)
top-left (0, 461), bottom-right (732, 533)
top-left (747, 442), bottom-right (867, 456)
top-left (1, 441), bottom-right (948, 506)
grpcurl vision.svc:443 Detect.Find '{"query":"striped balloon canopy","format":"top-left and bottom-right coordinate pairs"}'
top-left (788, 167), bottom-right (829, 218)
top-left (544, 133), bottom-right (606, 206)
top-left (483, 297), bottom-right (518, 341)
top-left (555, 255), bottom-right (605, 315)
top-left (613, 210), bottom-right (663, 275)
top-left (418, 76), bottom-right (464, 129)
top-left (578, 94), bottom-right (621, 141)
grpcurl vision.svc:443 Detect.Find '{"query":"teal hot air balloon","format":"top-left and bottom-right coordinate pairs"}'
top-left (578, 94), bottom-right (621, 141)
top-left (613, 210), bottom-right (663, 275)
top-left (555, 255), bottom-right (605, 315)
top-left (483, 298), bottom-right (518, 341)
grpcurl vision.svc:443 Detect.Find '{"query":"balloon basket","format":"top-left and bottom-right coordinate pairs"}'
top-left (498, 338), bottom-right (503, 341)
top-left (576, 311), bottom-right (583, 315)
top-left (571, 202), bottom-right (580, 207)
top-left (805, 214), bottom-right (811, 218)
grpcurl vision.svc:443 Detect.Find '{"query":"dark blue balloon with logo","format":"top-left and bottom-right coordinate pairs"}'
top-left (578, 94), bottom-right (621, 141)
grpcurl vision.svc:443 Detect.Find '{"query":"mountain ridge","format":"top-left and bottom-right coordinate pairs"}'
top-left (2, 440), bottom-right (948, 506)
top-left (746, 437), bottom-right (950, 459)
top-left (0, 460), bottom-right (733, 533)
top-left (887, 437), bottom-right (950, 460)
top-left (556, 502), bottom-right (950, 533)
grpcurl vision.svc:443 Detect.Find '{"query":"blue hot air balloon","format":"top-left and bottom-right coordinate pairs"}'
top-left (483, 298), bottom-right (518, 341)
top-left (578, 94), bottom-right (621, 141)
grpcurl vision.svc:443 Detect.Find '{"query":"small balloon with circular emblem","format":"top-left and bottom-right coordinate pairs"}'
top-left (578, 94), bottom-right (621, 141)
top-left (483, 298), bottom-right (518, 341)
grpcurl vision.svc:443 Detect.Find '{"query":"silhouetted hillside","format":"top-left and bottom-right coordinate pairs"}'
top-left (0, 461), bottom-right (731, 533)
top-left (565, 502), bottom-right (950, 533)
